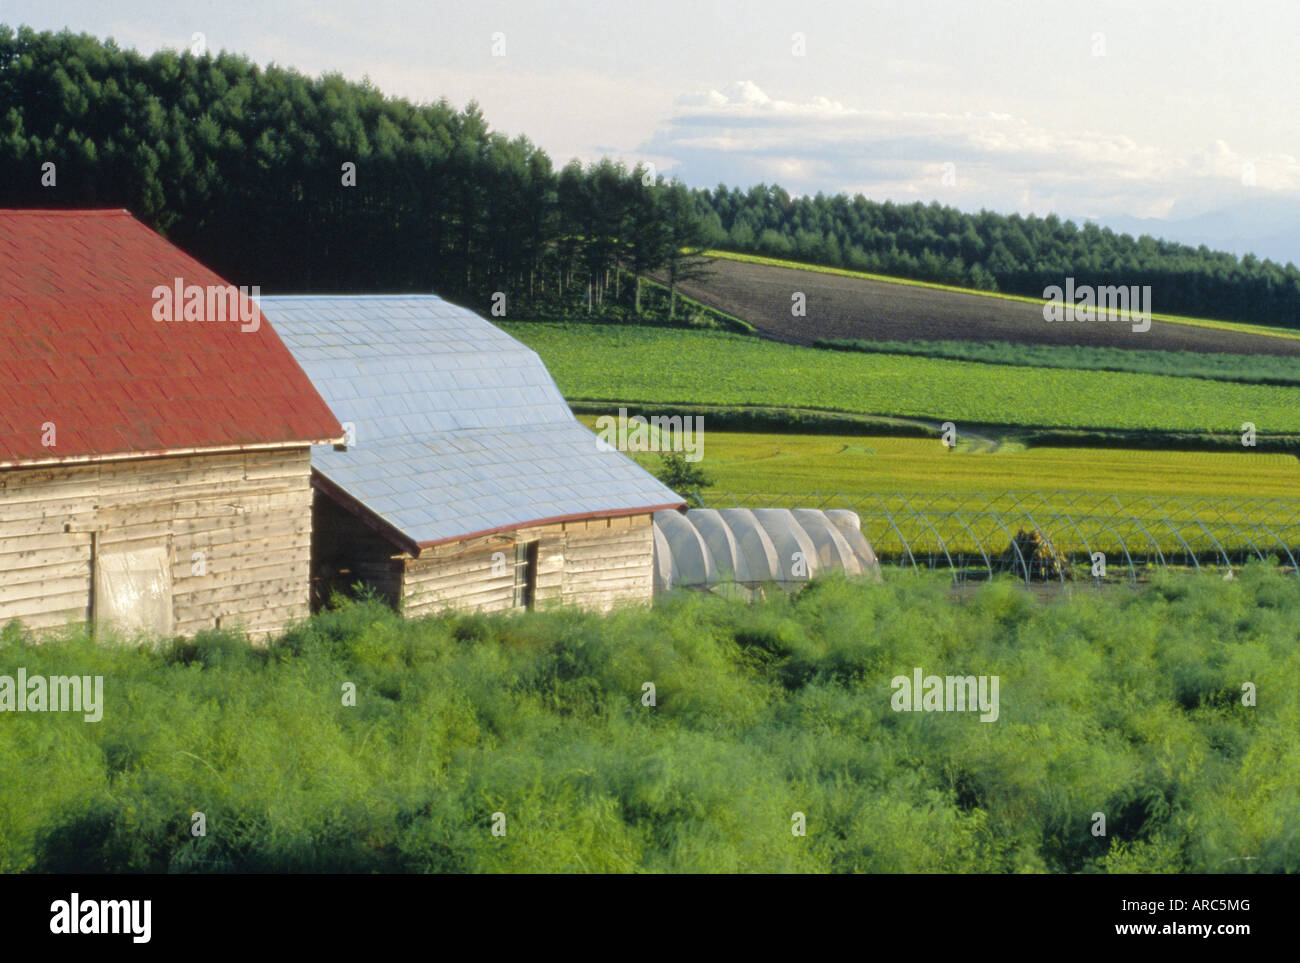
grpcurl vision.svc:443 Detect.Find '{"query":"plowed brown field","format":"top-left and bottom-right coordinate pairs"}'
top-left (671, 257), bottom-right (1300, 356)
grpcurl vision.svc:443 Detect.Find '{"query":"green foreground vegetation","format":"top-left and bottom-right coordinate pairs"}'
top-left (1, 567), bottom-right (1297, 873)
top-left (508, 323), bottom-right (1300, 436)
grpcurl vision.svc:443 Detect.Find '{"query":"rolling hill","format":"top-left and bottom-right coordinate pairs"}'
top-left (669, 253), bottom-right (1300, 356)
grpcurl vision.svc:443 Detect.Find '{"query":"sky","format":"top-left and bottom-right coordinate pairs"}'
top-left (10, 0), bottom-right (1300, 261)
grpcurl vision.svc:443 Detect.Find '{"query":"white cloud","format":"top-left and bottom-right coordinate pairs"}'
top-left (647, 81), bottom-right (1300, 222)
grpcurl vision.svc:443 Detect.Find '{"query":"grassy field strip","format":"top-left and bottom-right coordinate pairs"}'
top-left (580, 426), bottom-right (1300, 502)
top-left (513, 323), bottom-right (1300, 434)
top-left (815, 337), bottom-right (1300, 387)
top-left (705, 249), bottom-right (1300, 343)
top-left (573, 416), bottom-right (1300, 559)
top-left (638, 276), bottom-right (757, 333)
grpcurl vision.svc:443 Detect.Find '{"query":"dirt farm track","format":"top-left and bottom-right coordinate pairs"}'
top-left (672, 257), bottom-right (1300, 356)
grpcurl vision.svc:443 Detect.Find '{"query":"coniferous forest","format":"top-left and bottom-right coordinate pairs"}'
top-left (3, 24), bottom-right (1300, 327)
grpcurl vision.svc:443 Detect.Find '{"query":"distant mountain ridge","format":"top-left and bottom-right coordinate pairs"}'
top-left (1084, 197), bottom-right (1300, 269)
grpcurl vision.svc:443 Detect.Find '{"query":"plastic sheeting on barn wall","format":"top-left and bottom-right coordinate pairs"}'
top-left (653, 508), bottom-right (881, 595)
top-left (93, 541), bottom-right (174, 635)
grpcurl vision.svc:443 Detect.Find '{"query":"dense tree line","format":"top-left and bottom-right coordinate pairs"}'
top-left (3, 25), bottom-right (1299, 327)
top-left (0, 26), bottom-right (706, 315)
top-left (695, 184), bottom-right (1300, 326)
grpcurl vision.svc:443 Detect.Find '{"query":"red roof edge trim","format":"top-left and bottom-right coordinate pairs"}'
top-left (0, 437), bottom-right (342, 471)
top-left (0, 208), bottom-right (132, 217)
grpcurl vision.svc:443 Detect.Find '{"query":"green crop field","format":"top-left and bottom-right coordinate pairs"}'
top-left (506, 322), bottom-right (1300, 435)
top-left (582, 425), bottom-right (1300, 501)
top-left (579, 420), bottom-right (1300, 571)
top-left (816, 337), bottom-right (1300, 387)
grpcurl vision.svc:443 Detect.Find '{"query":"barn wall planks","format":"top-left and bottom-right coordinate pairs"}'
top-left (0, 449), bottom-right (314, 640)
top-left (560, 516), bottom-right (654, 608)
top-left (396, 513), bottom-right (655, 618)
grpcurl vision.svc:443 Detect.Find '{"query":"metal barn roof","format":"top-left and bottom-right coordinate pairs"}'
top-left (0, 210), bottom-right (344, 466)
top-left (261, 295), bottom-right (685, 547)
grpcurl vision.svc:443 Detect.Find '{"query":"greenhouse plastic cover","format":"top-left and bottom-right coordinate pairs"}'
top-left (653, 508), bottom-right (880, 593)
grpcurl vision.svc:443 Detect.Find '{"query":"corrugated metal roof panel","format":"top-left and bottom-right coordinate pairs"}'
top-left (263, 295), bottom-right (684, 545)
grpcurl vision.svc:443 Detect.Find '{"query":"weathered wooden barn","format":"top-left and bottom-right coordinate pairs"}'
top-left (262, 296), bottom-right (685, 616)
top-left (0, 210), bottom-right (345, 638)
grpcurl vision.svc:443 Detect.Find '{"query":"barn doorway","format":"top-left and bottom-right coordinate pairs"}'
top-left (513, 539), bottom-right (540, 610)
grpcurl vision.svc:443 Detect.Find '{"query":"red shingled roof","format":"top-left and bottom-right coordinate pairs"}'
top-left (0, 210), bottom-right (344, 466)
